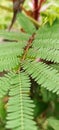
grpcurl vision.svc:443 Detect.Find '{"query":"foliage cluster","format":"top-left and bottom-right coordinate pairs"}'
top-left (0, 0), bottom-right (59, 29)
top-left (0, 0), bottom-right (59, 130)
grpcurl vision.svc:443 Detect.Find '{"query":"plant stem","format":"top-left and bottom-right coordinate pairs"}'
top-left (22, 33), bottom-right (35, 61)
top-left (38, 0), bottom-right (45, 17)
top-left (33, 0), bottom-right (46, 21)
top-left (33, 0), bottom-right (39, 20)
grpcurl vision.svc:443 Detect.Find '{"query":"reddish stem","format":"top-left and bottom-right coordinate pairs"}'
top-left (38, 0), bottom-right (45, 16)
top-left (33, 0), bottom-right (46, 21)
top-left (33, 0), bottom-right (39, 20)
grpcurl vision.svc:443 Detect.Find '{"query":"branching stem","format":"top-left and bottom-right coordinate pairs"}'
top-left (22, 33), bottom-right (35, 61)
top-left (33, 0), bottom-right (46, 21)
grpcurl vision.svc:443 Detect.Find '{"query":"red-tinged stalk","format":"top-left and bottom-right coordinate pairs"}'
top-left (33, 0), bottom-right (39, 20)
top-left (38, 0), bottom-right (46, 17)
top-left (33, 0), bottom-right (46, 21)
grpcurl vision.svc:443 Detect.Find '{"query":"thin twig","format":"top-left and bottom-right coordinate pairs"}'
top-left (22, 33), bottom-right (35, 61)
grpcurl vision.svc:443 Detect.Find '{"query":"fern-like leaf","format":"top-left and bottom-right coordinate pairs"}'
top-left (0, 31), bottom-right (30, 41)
top-left (22, 60), bottom-right (59, 94)
top-left (0, 73), bottom-right (10, 98)
top-left (30, 20), bottom-right (59, 63)
top-left (26, 48), bottom-right (59, 63)
top-left (5, 72), bottom-right (37, 130)
top-left (0, 35), bottom-right (30, 71)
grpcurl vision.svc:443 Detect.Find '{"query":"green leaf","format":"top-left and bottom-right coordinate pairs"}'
top-left (0, 31), bottom-right (30, 71)
top-left (0, 73), bottom-right (10, 98)
top-left (47, 117), bottom-right (59, 130)
top-left (5, 72), bottom-right (37, 130)
top-left (22, 60), bottom-right (59, 94)
top-left (0, 98), bottom-right (6, 121)
top-left (17, 13), bottom-right (36, 34)
top-left (0, 31), bottom-right (30, 41)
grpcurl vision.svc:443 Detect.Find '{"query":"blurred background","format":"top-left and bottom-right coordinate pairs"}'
top-left (0, 0), bottom-right (59, 30)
